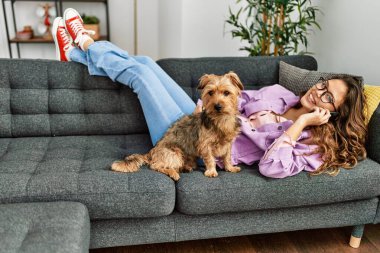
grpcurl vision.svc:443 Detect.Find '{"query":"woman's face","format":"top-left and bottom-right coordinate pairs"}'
top-left (300, 79), bottom-right (348, 112)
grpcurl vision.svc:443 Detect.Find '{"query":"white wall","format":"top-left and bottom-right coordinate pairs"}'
top-left (0, 1), bottom-right (7, 58)
top-left (158, 0), bottom-right (183, 58)
top-left (307, 0), bottom-right (380, 84)
top-left (0, 0), bottom-right (379, 84)
top-left (138, 0), bottom-right (159, 59)
top-left (108, 0), bottom-right (134, 53)
top-left (180, 0), bottom-right (245, 58)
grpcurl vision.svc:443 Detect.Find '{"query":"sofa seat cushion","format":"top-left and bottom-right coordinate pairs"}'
top-left (175, 158), bottom-right (380, 215)
top-left (0, 135), bottom-right (175, 219)
top-left (0, 201), bottom-right (90, 253)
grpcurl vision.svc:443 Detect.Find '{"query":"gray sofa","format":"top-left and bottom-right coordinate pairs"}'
top-left (0, 55), bottom-right (379, 250)
top-left (0, 202), bottom-right (90, 253)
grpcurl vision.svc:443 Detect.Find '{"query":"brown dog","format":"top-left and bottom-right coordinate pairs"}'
top-left (111, 71), bottom-right (244, 181)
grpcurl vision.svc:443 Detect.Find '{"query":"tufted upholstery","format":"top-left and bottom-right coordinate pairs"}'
top-left (0, 134), bottom-right (175, 219)
top-left (0, 59), bottom-right (175, 218)
top-left (0, 202), bottom-right (90, 253)
top-left (0, 59), bottom-right (148, 137)
top-left (0, 59), bottom-right (177, 219)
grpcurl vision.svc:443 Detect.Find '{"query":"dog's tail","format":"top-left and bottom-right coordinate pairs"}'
top-left (111, 153), bottom-right (150, 173)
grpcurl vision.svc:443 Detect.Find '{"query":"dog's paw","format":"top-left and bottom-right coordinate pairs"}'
top-left (111, 161), bottom-right (127, 172)
top-left (111, 161), bottom-right (139, 173)
top-left (226, 166), bottom-right (241, 173)
top-left (204, 169), bottom-right (218, 178)
top-left (169, 171), bottom-right (181, 181)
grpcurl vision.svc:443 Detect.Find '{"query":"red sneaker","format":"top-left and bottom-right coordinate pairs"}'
top-left (52, 17), bottom-right (74, 61)
top-left (63, 8), bottom-right (95, 50)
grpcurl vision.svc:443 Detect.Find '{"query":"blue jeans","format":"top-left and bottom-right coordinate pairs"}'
top-left (69, 41), bottom-right (196, 145)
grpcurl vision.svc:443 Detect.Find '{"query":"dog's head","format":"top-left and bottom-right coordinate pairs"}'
top-left (197, 71), bottom-right (244, 116)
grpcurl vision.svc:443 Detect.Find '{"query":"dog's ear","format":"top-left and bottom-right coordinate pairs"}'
top-left (226, 71), bottom-right (244, 91)
top-left (198, 74), bottom-right (212, 90)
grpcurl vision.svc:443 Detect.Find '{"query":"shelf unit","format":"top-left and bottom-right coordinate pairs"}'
top-left (1, 0), bottom-right (110, 58)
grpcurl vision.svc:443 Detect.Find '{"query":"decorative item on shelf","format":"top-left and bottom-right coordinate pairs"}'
top-left (82, 14), bottom-right (100, 40)
top-left (226, 0), bottom-right (321, 56)
top-left (36, 3), bottom-right (56, 40)
top-left (16, 25), bottom-right (34, 40)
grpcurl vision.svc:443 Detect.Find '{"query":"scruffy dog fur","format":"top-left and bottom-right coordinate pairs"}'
top-left (111, 72), bottom-right (244, 181)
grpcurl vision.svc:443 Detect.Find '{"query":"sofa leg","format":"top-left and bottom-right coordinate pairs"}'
top-left (349, 224), bottom-right (365, 248)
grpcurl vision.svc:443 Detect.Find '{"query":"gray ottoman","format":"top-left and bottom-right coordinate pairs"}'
top-left (0, 202), bottom-right (90, 253)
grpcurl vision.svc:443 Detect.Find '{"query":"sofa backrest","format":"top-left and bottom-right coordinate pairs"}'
top-left (0, 55), bottom-right (317, 138)
top-left (0, 59), bottom-right (148, 137)
top-left (157, 55), bottom-right (317, 101)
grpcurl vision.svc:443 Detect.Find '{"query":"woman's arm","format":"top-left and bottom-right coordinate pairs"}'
top-left (258, 107), bottom-right (330, 178)
top-left (286, 107), bottom-right (331, 141)
top-left (258, 131), bottom-right (323, 178)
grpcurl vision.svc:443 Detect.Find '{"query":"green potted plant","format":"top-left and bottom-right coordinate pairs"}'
top-left (226, 0), bottom-right (321, 56)
top-left (82, 14), bottom-right (100, 40)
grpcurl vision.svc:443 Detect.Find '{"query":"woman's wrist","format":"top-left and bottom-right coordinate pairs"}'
top-left (296, 115), bottom-right (308, 128)
top-left (286, 117), bottom-right (307, 141)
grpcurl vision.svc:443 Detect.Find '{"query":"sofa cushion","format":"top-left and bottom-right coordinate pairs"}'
top-left (0, 135), bottom-right (175, 219)
top-left (175, 158), bottom-right (380, 215)
top-left (0, 201), bottom-right (90, 253)
top-left (363, 84), bottom-right (380, 125)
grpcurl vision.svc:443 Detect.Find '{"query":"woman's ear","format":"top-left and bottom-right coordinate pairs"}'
top-left (226, 71), bottom-right (244, 91)
top-left (198, 74), bottom-right (211, 90)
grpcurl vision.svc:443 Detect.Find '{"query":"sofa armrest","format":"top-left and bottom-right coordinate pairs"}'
top-left (366, 105), bottom-right (380, 163)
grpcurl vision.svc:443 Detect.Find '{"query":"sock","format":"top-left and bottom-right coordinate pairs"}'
top-left (74, 30), bottom-right (95, 51)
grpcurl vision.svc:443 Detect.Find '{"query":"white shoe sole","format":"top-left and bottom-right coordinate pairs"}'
top-left (52, 17), bottom-right (62, 61)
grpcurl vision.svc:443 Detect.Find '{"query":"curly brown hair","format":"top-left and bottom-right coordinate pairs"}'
top-left (297, 75), bottom-right (368, 176)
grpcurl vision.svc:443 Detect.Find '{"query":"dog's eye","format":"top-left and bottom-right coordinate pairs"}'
top-left (208, 91), bottom-right (214, 96)
top-left (224, 91), bottom-right (230, 96)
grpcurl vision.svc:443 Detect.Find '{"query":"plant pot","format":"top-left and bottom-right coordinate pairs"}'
top-left (83, 24), bottom-right (100, 40)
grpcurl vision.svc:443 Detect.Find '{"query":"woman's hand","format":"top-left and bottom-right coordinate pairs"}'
top-left (299, 107), bottom-right (331, 127)
top-left (285, 107), bottom-right (330, 142)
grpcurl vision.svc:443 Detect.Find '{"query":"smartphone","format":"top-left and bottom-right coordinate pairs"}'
top-left (329, 111), bottom-right (339, 121)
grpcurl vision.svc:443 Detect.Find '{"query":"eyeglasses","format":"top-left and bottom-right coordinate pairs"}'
top-left (315, 77), bottom-right (339, 117)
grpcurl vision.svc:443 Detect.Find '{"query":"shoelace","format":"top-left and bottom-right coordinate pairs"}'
top-left (69, 18), bottom-right (95, 48)
top-left (59, 27), bottom-right (72, 51)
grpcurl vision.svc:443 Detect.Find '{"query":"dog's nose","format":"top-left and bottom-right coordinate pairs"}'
top-left (214, 104), bottom-right (222, 112)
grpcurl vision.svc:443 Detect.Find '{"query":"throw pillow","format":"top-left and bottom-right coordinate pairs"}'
top-left (363, 84), bottom-right (380, 125)
top-left (279, 61), bottom-right (363, 95)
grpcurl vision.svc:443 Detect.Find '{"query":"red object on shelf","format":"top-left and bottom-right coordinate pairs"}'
top-left (44, 15), bottom-right (51, 26)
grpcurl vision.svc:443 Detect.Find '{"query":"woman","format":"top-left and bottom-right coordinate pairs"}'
top-left (52, 8), bottom-right (367, 178)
